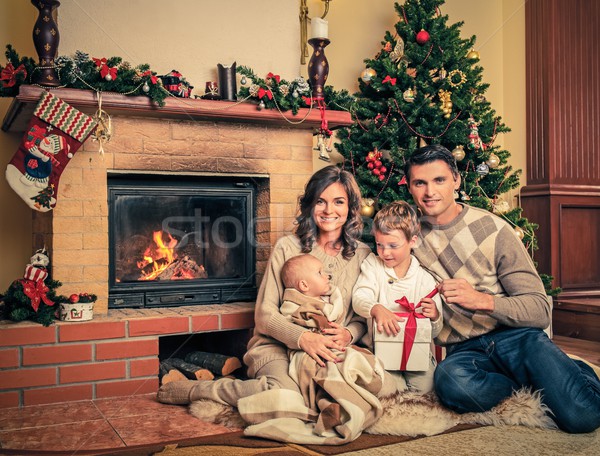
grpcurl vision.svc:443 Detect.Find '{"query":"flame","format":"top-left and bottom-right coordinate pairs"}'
top-left (139, 231), bottom-right (177, 280)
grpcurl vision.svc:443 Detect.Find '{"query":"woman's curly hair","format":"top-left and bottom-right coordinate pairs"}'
top-left (294, 165), bottom-right (363, 259)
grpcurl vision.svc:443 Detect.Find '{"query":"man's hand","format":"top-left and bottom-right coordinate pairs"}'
top-left (371, 304), bottom-right (405, 336)
top-left (438, 278), bottom-right (494, 312)
top-left (298, 330), bottom-right (343, 367)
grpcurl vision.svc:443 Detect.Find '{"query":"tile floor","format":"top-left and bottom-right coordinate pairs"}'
top-left (0, 393), bottom-right (238, 453)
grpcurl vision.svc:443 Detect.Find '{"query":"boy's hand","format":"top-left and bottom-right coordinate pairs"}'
top-left (371, 304), bottom-right (405, 336)
top-left (419, 297), bottom-right (439, 320)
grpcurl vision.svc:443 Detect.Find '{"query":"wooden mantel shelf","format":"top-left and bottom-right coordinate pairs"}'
top-left (2, 85), bottom-right (353, 133)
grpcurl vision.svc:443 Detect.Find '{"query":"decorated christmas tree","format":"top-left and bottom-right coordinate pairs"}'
top-left (335, 0), bottom-right (556, 293)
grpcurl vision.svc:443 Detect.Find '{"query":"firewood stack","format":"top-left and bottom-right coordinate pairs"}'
top-left (160, 351), bottom-right (242, 385)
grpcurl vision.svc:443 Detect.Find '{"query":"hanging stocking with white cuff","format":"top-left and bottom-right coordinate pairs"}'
top-left (5, 90), bottom-right (96, 212)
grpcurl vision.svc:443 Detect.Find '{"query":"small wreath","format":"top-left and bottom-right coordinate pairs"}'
top-left (447, 69), bottom-right (467, 88)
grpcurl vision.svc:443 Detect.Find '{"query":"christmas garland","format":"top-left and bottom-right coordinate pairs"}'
top-left (0, 45), bottom-right (355, 112)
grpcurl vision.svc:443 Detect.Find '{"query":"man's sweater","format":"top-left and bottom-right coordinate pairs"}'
top-left (243, 235), bottom-right (372, 377)
top-left (412, 204), bottom-right (550, 345)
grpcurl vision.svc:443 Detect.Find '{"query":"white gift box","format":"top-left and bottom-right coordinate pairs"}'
top-left (373, 317), bottom-right (432, 371)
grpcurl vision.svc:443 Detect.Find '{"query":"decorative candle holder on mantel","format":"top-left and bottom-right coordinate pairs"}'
top-left (31, 0), bottom-right (61, 87)
top-left (307, 38), bottom-right (330, 101)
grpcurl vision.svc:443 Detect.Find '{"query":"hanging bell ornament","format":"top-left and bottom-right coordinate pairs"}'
top-left (360, 68), bottom-right (377, 84)
top-left (360, 198), bottom-right (376, 218)
top-left (452, 145), bottom-right (466, 161)
top-left (240, 76), bottom-right (247, 85)
top-left (467, 49), bottom-right (480, 60)
top-left (514, 226), bottom-right (525, 240)
top-left (142, 82), bottom-right (150, 93)
top-left (487, 153), bottom-right (500, 168)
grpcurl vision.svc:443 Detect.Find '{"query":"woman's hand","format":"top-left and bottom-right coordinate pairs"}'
top-left (299, 330), bottom-right (344, 367)
top-left (371, 304), bottom-right (404, 336)
top-left (419, 297), bottom-right (439, 320)
top-left (321, 321), bottom-right (352, 347)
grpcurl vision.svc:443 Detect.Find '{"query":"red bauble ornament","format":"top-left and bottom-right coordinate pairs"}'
top-left (378, 174), bottom-right (385, 181)
top-left (367, 162), bottom-right (375, 170)
top-left (69, 294), bottom-right (80, 303)
top-left (373, 168), bottom-right (381, 176)
top-left (416, 29), bottom-right (430, 45)
top-left (379, 166), bottom-right (387, 174)
top-left (374, 160), bottom-right (382, 168)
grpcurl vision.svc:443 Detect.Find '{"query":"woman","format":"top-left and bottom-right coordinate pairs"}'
top-left (157, 165), bottom-right (372, 406)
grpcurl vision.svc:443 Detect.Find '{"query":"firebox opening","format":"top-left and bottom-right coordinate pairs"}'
top-left (108, 173), bottom-right (265, 309)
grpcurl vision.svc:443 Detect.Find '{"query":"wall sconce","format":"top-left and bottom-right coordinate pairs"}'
top-left (300, 0), bottom-right (332, 65)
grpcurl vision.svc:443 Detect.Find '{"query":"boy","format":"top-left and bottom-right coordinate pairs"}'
top-left (353, 201), bottom-right (443, 393)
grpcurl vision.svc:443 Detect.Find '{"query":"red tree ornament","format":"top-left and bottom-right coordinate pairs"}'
top-left (416, 29), bottom-right (430, 45)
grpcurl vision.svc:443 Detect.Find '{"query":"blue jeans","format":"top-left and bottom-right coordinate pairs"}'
top-left (434, 327), bottom-right (600, 433)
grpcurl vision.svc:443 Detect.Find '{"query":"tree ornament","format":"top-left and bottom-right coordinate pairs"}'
top-left (460, 190), bottom-right (471, 201)
top-left (476, 163), bottom-right (490, 176)
top-left (105, 73), bottom-right (112, 81)
top-left (360, 198), bottom-right (376, 218)
top-left (360, 68), bottom-right (377, 84)
top-left (416, 29), bottom-right (430, 45)
top-left (257, 100), bottom-right (265, 110)
top-left (514, 226), bottom-right (525, 240)
top-left (403, 88), bottom-right (415, 102)
top-left (487, 153), bottom-right (500, 168)
top-left (467, 116), bottom-right (485, 151)
top-left (438, 89), bottom-right (453, 118)
top-left (452, 145), bottom-right (466, 161)
top-left (69, 293), bottom-right (80, 303)
top-left (467, 49), bottom-right (480, 60)
top-left (447, 69), bottom-right (467, 88)
top-left (240, 76), bottom-right (247, 85)
top-left (493, 200), bottom-right (510, 214)
top-left (142, 82), bottom-right (150, 93)
top-left (389, 37), bottom-right (405, 62)
top-left (439, 67), bottom-right (447, 79)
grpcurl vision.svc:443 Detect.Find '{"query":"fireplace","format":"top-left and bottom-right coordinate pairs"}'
top-left (108, 173), bottom-right (261, 308)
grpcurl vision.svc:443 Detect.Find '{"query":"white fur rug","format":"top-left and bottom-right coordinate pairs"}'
top-left (190, 387), bottom-right (557, 438)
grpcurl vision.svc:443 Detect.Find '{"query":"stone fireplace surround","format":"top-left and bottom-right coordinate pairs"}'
top-left (0, 86), bottom-right (351, 408)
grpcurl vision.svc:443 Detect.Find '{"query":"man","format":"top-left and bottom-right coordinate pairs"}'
top-left (404, 144), bottom-right (600, 433)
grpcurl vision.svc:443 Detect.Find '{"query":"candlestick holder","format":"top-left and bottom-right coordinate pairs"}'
top-left (31, 0), bottom-right (61, 87)
top-left (307, 38), bottom-right (330, 100)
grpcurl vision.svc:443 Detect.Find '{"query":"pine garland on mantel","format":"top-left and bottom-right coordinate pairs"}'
top-left (0, 45), bottom-right (354, 112)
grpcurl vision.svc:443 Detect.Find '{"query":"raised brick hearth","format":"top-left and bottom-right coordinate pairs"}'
top-left (0, 86), bottom-right (352, 407)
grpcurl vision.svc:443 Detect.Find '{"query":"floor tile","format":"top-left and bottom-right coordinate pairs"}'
top-left (109, 410), bottom-right (231, 446)
top-left (0, 419), bottom-right (125, 451)
top-left (0, 401), bottom-right (103, 431)
top-left (94, 393), bottom-right (171, 419)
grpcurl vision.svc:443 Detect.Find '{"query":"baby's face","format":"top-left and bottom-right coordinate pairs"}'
top-left (302, 256), bottom-right (331, 297)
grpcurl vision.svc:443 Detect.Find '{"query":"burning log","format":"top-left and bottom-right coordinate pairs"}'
top-left (184, 351), bottom-right (242, 376)
top-left (155, 256), bottom-right (208, 281)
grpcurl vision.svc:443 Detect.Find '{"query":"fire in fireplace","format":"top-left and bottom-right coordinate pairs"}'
top-left (107, 174), bottom-right (259, 308)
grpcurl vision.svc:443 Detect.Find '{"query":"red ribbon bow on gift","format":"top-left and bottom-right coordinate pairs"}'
top-left (257, 87), bottom-right (273, 100)
top-left (20, 279), bottom-right (54, 312)
top-left (266, 72), bottom-right (281, 84)
top-left (382, 75), bottom-right (397, 85)
top-left (141, 70), bottom-right (158, 84)
top-left (0, 63), bottom-right (27, 88)
top-left (394, 288), bottom-right (438, 370)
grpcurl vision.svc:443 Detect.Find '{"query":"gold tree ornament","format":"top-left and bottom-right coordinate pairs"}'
top-left (360, 198), bottom-right (376, 218)
top-left (467, 49), bottom-right (480, 60)
top-left (447, 69), bottom-right (467, 88)
top-left (487, 153), bottom-right (500, 168)
top-left (360, 68), bottom-right (377, 84)
top-left (389, 37), bottom-right (405, 62)
top-left (514, 226), bottom-right (525, 240)
top-left (452, 145), bottom-right (466, 161)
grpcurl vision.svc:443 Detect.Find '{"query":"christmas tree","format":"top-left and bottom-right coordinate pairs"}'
top-left (335, 0), bottom-right (557, 294)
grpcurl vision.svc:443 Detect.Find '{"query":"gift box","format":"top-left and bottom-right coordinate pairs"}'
top-left (373, 316), bottom-right (432, 371)
top-left (159, 70), bottom-right (194, 98)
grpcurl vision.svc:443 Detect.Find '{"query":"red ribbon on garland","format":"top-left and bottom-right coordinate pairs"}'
top-left (93, 57), bottom-right (117, 80)
top-left (257, 87), bottom-right (273, 100)
top-left (20, 279), bottom-right (54, 312)
top-left (394, 288), bottom-right (439, 370)
top-left (141, 70), bottom-right (158, 84)
top-left (266, 72), bottom-right (280, 83)
top-left (0, 63), bottom-right (27, 88)
top-left (382, 75), bottom-right (397, 85)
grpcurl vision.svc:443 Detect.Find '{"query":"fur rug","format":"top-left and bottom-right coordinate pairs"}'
top-left (190, 387), bottom-right (557, 438)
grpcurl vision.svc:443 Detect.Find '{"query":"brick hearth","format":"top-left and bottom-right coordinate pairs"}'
top-left (0, 86), bottom-right (352, 407)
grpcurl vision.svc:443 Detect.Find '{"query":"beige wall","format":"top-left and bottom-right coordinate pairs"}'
top-left (0, 0), bottom-right (525, 289)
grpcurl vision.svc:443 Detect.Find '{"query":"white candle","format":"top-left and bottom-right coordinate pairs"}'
top-left (311, 17), bottom-right (328, 39)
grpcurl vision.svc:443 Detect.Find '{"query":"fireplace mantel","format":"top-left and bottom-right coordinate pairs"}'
top-left (2, 85), bottom-right (353, 133)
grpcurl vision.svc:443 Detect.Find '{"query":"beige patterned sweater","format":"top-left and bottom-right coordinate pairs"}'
top-left (242, 235), bottom-right (372, 377)
top-left (412, 204), bottom-right (551, 345)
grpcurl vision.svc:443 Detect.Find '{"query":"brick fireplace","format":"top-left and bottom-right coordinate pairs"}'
top-left (0, 85), bottom-right (351, 407)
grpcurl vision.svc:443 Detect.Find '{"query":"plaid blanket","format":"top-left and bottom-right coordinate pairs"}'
top-left (237, 345), bottom-right (386, 445)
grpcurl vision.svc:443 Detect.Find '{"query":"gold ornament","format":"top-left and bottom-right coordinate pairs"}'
top-left (439, 67), bottom-right (447, 79)
top-left (403, 88), bottom-right (415, 102)
top-left (493, 200), bottom-right (510, 214)
top-left (467, 49), bottom-right (480, 60)
top-left (389, 37), bottom-right (405, 62)
top-left (452, 145), bottom-right (466, 161)
top-left (514, 226), bottom-right (525, 240)
top-left (438, 89), bottom-right (453, 118)
top-left (487, 153), bottom-right (500, 168)
top-left (447, 69), bottom-right (467, 88)
top-left (360, 198), bottom-right (376, 218)
top-left (360, 68), bottom-right (377, 84)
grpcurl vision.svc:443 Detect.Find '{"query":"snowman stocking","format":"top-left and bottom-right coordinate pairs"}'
top-left (5, 91), bottom-right (96, 212)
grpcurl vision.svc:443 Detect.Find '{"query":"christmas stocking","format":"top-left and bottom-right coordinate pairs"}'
top-left (5, 91), bottom-right (96, 212)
